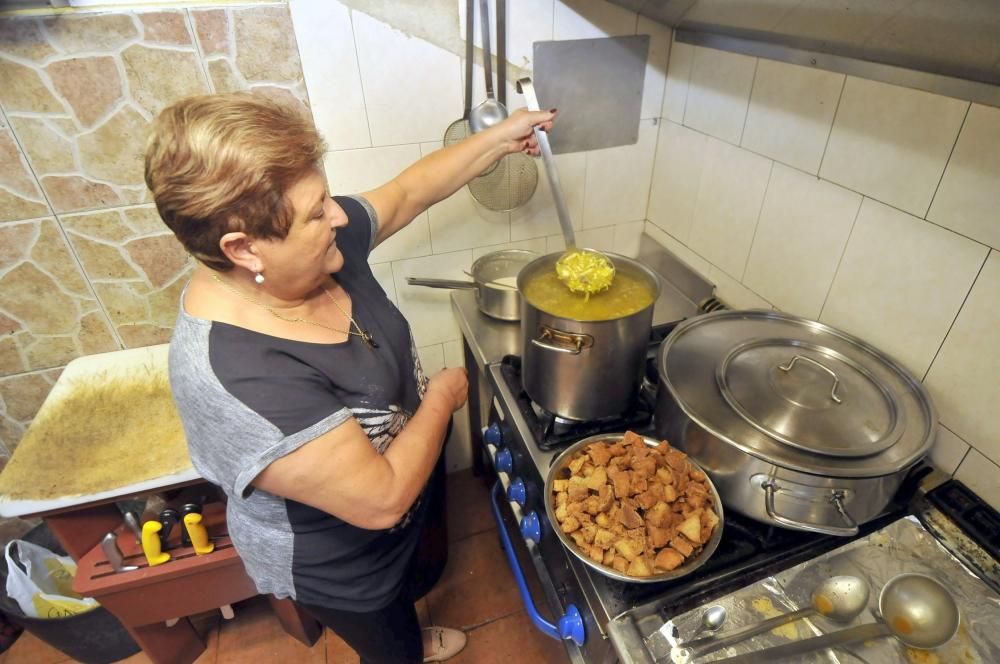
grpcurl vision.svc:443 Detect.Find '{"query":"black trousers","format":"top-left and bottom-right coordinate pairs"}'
top-left (302, 451), bottom-right (449, 663)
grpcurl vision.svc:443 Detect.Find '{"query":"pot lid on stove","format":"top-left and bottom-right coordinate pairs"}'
top-left (659, 310), bottom-right (936, 476)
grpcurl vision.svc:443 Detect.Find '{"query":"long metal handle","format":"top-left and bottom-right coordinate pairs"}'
top-left (777, 354), bottom-right (843, 404)
top-left (762, 480), bottom-right (859, 536)
top-left (516, 77), bottom-right (576, 249)
top-left (479, 0), bottom-right (494, 100)
top-left (712, 622), bottom-right (891, 663)
top-left (463, 0), bottom-right (474, 117)
top-left (406, 277), bottom-right (477, 290)
top-left (681, 607), bottom-right (814, 660)
top-left (496, 0), bottom-right (506, 105)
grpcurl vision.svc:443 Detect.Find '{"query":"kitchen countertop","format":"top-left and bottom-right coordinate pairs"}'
top-left (452, 235), bottom-right (714, 373)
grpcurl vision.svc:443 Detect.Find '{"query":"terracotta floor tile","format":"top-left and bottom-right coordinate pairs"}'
top-left (215, 597), bottom-right (325, 664)
top-left (113, 611), bottom-right (221, 664)
top-left (445, 469), bottom-right (494, 543)
top-left (0, 630), bottom-right (73, 664)
top-left (425, 530), bottom-right (521, 630)
top-left (324, 629), bottom-right (360, 664)
top-left (451, 610), bottom-right (570, 664)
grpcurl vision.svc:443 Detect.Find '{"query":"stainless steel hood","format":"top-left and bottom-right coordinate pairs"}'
top-left (611, 0), bottom-right (1000, 107)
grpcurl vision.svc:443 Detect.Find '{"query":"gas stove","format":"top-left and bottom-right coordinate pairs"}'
top-left (482, 350), bottom-right (927, 664)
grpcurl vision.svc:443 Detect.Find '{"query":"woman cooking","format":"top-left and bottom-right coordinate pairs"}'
top-left (144, 92), bottom-right (555, 663)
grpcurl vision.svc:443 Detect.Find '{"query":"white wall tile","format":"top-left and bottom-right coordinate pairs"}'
top-left (391, 250), bottom-right (472, 345)
top-left (547, 226), bottom-right (615, 254)
top-left (416, 343), bottom-right (445, 375)
top-left (929, 425), bottom-right (970, 477)
top-left (352, 11), bottom-right (462, 145)
top-left (324, 144), bottom-right (422, 193)
top-left (289, 0), bottom-right (370, 150)
top-left (647, 120), bottom-right (708, 242)
top-left (683, 46), bottom-right (756, 145)
top-left (820, 198), bottom-right (988, 377)
top-left (707, 266), bottom-right (772, 310)
top-left (741, 59), bottom-right (844, 174)
top-left (510, 152), bottom-right (586, 241)
top-left (819, 77), bottom-right (968, 216)
top-left (638, 16), bottom-right (670, 120)
top-left (927, 103), bottom-right (1000, 250)
top-left (643, 222), bottom-right (715, 278)
top-left (442, 339), bottom-right (473, 472)
top-left (582, 119), bottom-right (658, 228)
top-left (421, 142), bottom-right (511, 252)
top-left (743, 164), bottom-right (861, 318)
top-left (924, 250), bottom-right (1000, 461)
top-left (553, 0), bottom-right (636, 40)
top-left (688, 138), bottom-right (772, 279)
top-left (371, 262), bottom-right (397, 305)
top-left (323, 145), bottom-right (433, 264)
top-left (613, 221), bottom-right (645, 258)
top-left (505, 0), bottom-right (555, 69)
top-left (661, 40), bottom-right (693, 123)
top-left (954, 448), bottom-right (1000, 512)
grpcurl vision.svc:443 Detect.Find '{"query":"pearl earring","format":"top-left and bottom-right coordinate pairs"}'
top-left (254, 272), bottom-right (265, 284)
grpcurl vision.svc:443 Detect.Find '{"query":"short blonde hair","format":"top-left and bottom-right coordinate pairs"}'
top-left (145, 93), bottom-right (327, 270)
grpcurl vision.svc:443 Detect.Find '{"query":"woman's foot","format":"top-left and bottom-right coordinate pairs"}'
top-left (422, 626), bottom-right (467, 662)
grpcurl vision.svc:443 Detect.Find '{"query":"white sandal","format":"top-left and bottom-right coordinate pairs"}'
top-left (422, 626), bottom-right (468, 662)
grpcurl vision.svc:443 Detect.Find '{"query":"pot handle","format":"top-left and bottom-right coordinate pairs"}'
top-left (777, 354), bottom-right (843, 404)
top-left (406, 277), bottom-right (477, 290)
top-left (761, 480), bottom-right (859, 536)
top-left (530, 326), bottom-right (594, 355)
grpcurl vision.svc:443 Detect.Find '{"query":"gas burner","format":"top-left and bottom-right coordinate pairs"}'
top-left (500, 355), bottom-right (655, 451)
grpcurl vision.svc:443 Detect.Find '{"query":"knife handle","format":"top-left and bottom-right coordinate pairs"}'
top-left (123, 511), bottom-right (142, 543)
top-left (180, 503), bottom-right (202, 546)
top-left (141, 521), bottom-right (171, 566)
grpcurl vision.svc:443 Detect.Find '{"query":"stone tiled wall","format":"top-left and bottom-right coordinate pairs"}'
top-left (0, 2), bottom-right (307, 458)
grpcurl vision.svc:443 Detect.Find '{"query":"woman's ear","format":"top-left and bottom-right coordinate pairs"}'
top-left (219, 231), bottom-right (259, 273)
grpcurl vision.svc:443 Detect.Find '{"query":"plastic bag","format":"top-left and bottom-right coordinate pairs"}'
top-left (4, 540), bottom-right (99, 619)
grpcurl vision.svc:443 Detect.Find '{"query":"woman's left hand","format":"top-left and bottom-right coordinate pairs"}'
top-left (494, 108), bottom-right (557, 157)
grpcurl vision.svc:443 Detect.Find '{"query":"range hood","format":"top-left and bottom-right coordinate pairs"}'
top-left (610, 0), bottom-right (1000, 107)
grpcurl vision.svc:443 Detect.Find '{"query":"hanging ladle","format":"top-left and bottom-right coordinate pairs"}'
top-left (468, 0), bottom-right (508, 134)
top-left (674, 575), bottom-right (869, 662)
top-left (516, 77), bottom-right (615, 295)
top-left (712, 573), bottom-right (960, 663)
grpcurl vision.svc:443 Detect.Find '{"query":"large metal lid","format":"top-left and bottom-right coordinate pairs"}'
top-left (659, 311), bottom-right (936, 477)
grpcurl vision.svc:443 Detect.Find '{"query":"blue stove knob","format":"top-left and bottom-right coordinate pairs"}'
top-left (483, 422), bottom-right (503, 446)
top-left (558, 605), bottom-right (585, 645)
top-left (494, 447), bottom-right (512, 474)
top-left (507, 478), bottom-right (526, 506)
top-left (520, 511), bottom-right (540, 543)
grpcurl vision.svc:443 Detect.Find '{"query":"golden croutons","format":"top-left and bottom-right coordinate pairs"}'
top-left (677, 514), bottom-right (702, 544)
top-left (552, 433), bottom-right (719, 578)
top-left (627, 556), bottom-right (653, 577)
top-left (654, 548), bottom-right (685, 571)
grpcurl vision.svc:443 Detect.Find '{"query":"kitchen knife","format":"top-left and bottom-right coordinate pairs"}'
top-left (180, 503), bottom-right (202, 547)
top-left (123, 510), bottom-right (142, 544)
top-left (157, 508), bottom-right (180, 549)
top-left (100, 532), bottom-right (138, 572)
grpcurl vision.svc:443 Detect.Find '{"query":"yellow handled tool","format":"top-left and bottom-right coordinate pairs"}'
top-left (141, 521), bottom-right (170, 566)
top-left (183, 513), bottom-right (214, 555)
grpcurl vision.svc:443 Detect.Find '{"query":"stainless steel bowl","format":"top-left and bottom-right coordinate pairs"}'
top-left (544, 432), bottom-right (724, 583)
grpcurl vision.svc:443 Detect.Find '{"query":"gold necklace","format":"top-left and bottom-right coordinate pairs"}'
top-left (211, 273), bottom-right (378, 348)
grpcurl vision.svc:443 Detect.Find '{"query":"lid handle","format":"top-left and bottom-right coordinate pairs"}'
top-left (777, 355), bottom-right (843, 404)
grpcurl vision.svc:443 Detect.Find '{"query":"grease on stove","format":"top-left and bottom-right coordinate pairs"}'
top-left (749, 597), bottom-right (800, 640)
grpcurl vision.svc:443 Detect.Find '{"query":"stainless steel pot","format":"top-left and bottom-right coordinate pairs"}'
top-left (519, 252), bottom-right (660, 421)
top-left (544, 433), bottom-right (724, 583)
top-left (654, 310), bottom-right (936, 536)
top-left (407, 249), bottom-right (536, 321)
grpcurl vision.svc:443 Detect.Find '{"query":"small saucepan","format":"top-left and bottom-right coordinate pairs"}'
top-left (407, 249), bottom-right (536, 322)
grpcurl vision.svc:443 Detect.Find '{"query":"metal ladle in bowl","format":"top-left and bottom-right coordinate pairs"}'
top-left (515, 77), bottom-right (615, 296)
top-left (712, 573), bottom-right (960, 663)
top-left (467, 0), bottom-right (508, 134)
top-left (676, 575), bottom-right (869, 661)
